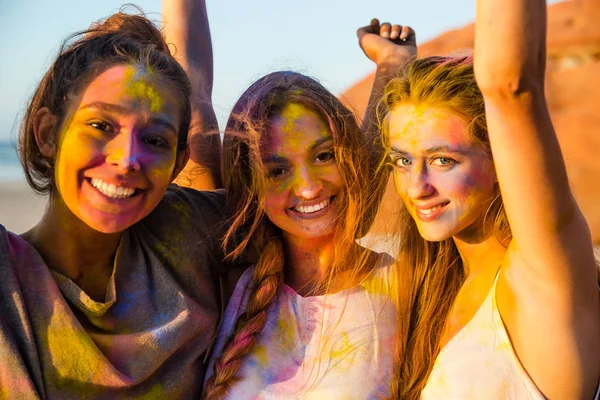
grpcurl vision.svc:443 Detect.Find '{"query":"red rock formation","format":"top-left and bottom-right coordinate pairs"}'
top-left (343, 0), bottom-right (600, 242)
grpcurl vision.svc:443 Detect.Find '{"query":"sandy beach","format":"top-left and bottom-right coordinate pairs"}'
top-left (0, 180), bottom-right (47, 234)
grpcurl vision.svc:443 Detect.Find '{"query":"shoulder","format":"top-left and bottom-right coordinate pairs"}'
top-left (361, 251), bottom-right (398, 297)
top-left (158, 185), bottom-right (225, 223)
top-left (140, 185), bottom-right (227, 240)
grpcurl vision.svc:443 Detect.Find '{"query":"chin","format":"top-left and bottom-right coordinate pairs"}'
top-left (80, 213), bottom-right (140, 234)
top-left (416, 225), bottom-right (454, 243)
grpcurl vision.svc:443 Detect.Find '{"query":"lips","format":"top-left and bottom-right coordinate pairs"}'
top-left (295, 198), bottom-right (329, 214)
top-left (288, 196), bottom-right (335, 220)
top-left (85, 177), bottom-right (142, 202)
top-left (414, 201), bottom-right (449, 222)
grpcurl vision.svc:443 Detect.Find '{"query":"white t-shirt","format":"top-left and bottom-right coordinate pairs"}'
top-left (206, 253), bottom-right (398, 399)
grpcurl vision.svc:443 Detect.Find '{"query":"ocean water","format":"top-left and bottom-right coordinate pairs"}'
top-left (0, 141), bottom-right (26, 182)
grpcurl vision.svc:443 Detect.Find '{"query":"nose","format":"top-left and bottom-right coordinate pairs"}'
top-left (405, 164), bottom-right (435, 199)
top-left (106, 130), bottom-right (141, 172)
top-left (293, 166), bottom-right (322, 200)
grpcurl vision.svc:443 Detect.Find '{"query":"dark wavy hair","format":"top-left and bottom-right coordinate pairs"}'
top-left (18, 8), bottom-right (192, 195)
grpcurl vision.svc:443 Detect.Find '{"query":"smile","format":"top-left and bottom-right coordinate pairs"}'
top-left (295, 198), bottom-right (329, 214)
top-left (90, 178), bottom-right (137, 199)
top-left (415, 202), bottom-right (449, 222)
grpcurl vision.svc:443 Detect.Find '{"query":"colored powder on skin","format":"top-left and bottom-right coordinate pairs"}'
top-left (123, 66), bottom-right (164, 113)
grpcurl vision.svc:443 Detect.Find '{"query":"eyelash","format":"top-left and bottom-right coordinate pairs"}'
top-left (142, 135), bottom-right (170, 148)
top-left (391, 156), bottom-right (457, 168)
top-left (432, 157), bottom-right (456, 167)
top-left (268, 167), bottom-right (288, 179)
top-left (314, 149), bottom-right (335, 163)
top-left (89, 120), bottom-right (114, 132)
top-left (88, 121), bottom-right (172, 149)
top-left (392, 156), bottom-right (411, 168)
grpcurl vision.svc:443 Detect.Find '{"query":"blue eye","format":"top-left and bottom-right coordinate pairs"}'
top-left (433, 157), bottom-right (455, 166)
top-left (393, 157), bottom-right (411, 168)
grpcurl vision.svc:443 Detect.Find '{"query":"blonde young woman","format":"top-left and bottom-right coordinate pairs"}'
top-left (201, 68), bottom-right (415, 399)
top-left (359, 0), bottom-right (600, 399)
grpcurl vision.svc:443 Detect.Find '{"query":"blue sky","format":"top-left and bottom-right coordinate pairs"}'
top-left (0, 0), bottom-right (512, 141)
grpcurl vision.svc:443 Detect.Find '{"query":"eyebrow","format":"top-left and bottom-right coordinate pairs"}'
top-left (390, 145), bottom-right (467, 156)
top-left (308, 135), bottom-right (333, 152)
top-left (79, 102), bottom-right (177, 134)
top-left (262, 135), bottom-right (333, 164)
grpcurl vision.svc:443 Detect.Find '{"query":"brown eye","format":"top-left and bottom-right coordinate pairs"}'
top-left (89, 121), bottom-right (113, 132)
top-left (315, 149), bottom-right (335, 163)
top-left (268, 167), bottom-right (288, 178)
top-left (143, 135), bottom-right (169, 148)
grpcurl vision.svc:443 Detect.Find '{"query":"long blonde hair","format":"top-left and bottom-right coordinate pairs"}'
top-left (203, 71), bottom-right (376, 399)
top-left (379, 56), bottom-right (511, 400)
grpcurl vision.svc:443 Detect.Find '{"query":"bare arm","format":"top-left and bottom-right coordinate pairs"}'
top-left (475, 0), bottom-right (600, 397)
top-left (357, 20), bottom-right (416, 171)
top-left (162, 0), bottom-right (221, 190)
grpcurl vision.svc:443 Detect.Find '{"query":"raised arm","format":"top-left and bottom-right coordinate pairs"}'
top-left (475, 0), bottom-right (600, 397)
top-left (162, 0), bottom-right (221, 190)
top-left (357, 20), bottom-right (416, 170)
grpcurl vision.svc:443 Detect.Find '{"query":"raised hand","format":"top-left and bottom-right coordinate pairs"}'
top-left (357, 18), bottom-right (416, 67)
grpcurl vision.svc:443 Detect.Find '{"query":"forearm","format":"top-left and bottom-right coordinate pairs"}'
top-left (476, 0), bottom-right (591, 277)
top-left (362, 60), bottom-right (410, 178)
top-left (163, 0), bottom-right (221, 189)
top-left (474, 0), bottom-right (546, 95)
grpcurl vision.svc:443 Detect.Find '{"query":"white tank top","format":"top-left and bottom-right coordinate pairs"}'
top-left (421, 272), bottom-right (546, 399)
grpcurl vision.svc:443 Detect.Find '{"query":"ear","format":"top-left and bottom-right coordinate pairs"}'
top-left (171, 145), bottom-right (190, 181)
top-left (33, 107), bottom-right (59, 158)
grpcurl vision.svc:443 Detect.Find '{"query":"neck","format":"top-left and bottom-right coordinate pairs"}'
top-left (452, 223), bottom-right (507, 278)
top-left (281, 232), bottom-right (373, 297)
top-left (21, 195), bottom-right (121, 301)
top-left (282, 233), bottom-right (336, 296)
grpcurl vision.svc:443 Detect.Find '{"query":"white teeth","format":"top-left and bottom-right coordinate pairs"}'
top-left (296, 199), bottom-right (329, 214)
top-left (420, 204), bottom-right (443, 215)
top-left (90, 178), bottom-right (136, 199)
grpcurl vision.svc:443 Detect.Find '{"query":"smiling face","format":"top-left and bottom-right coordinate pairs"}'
top-left (52, 64), bottom-right (183, 233)
top-left (386, 104), bottom-right (497, 242)
top-left (261, 102), bottom-right (344, 241)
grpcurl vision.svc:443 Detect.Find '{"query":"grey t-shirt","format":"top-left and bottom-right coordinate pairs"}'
top-left (0, 186), bottom-right (229, 399)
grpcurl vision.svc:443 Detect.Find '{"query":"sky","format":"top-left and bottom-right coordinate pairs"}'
top-left (0, 0), bottom-right (557, 142)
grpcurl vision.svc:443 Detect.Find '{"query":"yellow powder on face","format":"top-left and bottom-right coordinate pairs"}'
top-left (387, 104), bottom-right (450, 145)
top-left (123, 66), bottom-right (164, 113)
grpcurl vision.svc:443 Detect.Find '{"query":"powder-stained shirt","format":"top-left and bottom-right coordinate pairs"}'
top-left (0, 186), bottom-right (228, 399)
top-left (205, 253), bottom-right (398, 400)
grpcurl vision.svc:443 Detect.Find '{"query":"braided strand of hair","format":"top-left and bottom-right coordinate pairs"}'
top-left (203, 237), bottom-right (284, 399)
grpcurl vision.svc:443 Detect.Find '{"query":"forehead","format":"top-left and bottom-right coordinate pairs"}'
top-left (387, 104), bottom-right (470, 151)
top-left (263, 102), bottom-right (331, 155)
top-left (77, 64), bottom-right (180, 120)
